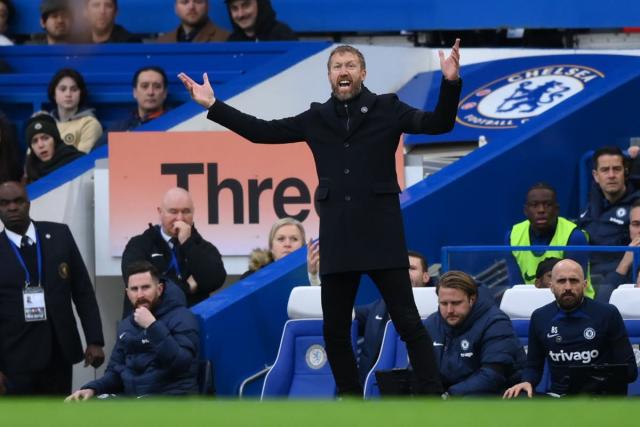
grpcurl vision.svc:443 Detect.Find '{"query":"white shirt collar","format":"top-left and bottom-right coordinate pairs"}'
top-left (5, 222), bottom-right (36, 247)
top-left (159, 226), bottom-right (172, 244)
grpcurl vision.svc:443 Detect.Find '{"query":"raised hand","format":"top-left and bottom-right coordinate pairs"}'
top-left (178, 72), bottom-right (216, 109)
top-left (307, 239), bottom-right (320, 276)
top-left (439, 38), bottom-right (461, 81)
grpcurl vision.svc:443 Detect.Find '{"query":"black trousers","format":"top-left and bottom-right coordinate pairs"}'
top-left (321, 268), bottom-right (443, 396)
top-left (6, 344), bottom-right (72, 396)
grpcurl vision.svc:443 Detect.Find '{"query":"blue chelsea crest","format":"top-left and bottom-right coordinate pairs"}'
top-left (457, 65), bottom-right (604, 129)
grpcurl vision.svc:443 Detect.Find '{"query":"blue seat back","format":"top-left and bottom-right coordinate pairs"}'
top-left (363, 320), bottom-right (409, 399)
top-left (624, 320), bottom-right (640, 396)
top-left (261, 319), bottom-right (357, 399)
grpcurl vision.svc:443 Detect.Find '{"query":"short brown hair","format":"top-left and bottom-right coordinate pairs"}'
top-left (125, 260), bottom-right (161, 286)
top-left (436, 271), bottom-right (477, 298)
top-left (327, 45), bottom-right (366, 71)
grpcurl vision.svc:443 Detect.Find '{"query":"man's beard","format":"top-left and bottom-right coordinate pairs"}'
top-left (332, 81), bottom-right (363, 102)
top-left (557, 291), bottom-right (582, 310)
top-left (134, 297), bottom-right (158, 311)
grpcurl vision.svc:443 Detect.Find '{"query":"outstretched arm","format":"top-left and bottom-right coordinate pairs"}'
top-left (439, 38), bottom-right (461, 81)
top-left (179, 72), bottom-right (216, 109)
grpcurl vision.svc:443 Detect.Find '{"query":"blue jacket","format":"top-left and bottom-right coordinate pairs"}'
top-left (424, 290), bottom-right (525, 396)
top-left (355, 299), bottom-right (389, 382)
top-left (83, 282), bottom-right (200, 396)
top-left (522, 297), bottom-right (637, 395)
top-left (578, 182), bottom-right (640, 276)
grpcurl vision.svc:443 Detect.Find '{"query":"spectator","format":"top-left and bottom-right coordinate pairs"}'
top-left (83, 0), bottom-right (140, 43)
top-left (507, 183), bottom-right (593, 298)
top-left (225, 0), bottom-right (297, 42)
top-left (157, 0), bottom-right (228, 43)
top-left (65, 261), bottom-right (199, 400)
top-left (597, 199), bottom-right (640, 301)
top-left (240, 217), bottom-right (305, 279)
top-left (29, 0), bottom-right (73, 45)
top-left (24, 114), bottom-right (83, 183)
top-left (503, 259), bottom-right (637, 398)
top-left (534, 257), bottom-right (560, 289)
top-left (0, 181), bottom-right (104, 395)
top-left (355, 250), bottom-right (433, 381)
top-left (0, 113), bottom-right (22, 182)
top-left (426, 271), bottom-right (524, 396)
top-left (0, 0), bottom-right (14, 45)
top-left (48, 68), bottom-right (103, 153)
top-left (97, 66), bottom-right (169, 146)
top-left (121, 187), bottom-right (226, 314)
top-left (578, 146), bottom-right (640, 280)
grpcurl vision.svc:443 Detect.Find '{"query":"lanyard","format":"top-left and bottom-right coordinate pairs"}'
top-left (6, 232), bottom-right (42, 288)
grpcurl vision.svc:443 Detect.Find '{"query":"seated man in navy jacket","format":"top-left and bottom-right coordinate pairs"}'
top-left (504, 259), bottom-right (637, 398)
top-left (65, 261), bottom-right (200, 400)
top-left (425, 271), bottom-right (524, 396)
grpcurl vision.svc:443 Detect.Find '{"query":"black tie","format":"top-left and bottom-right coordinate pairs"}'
top-left (19, 236), bottom-right (39, 286)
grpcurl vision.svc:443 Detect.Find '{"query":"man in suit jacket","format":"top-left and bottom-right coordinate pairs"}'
top-left (179, 41), bottom-right (462, 395)
top-left (0, 181), bottom-right (104, 395)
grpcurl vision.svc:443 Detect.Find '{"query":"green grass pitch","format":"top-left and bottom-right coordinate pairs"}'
top-left (1, 398), bottom-right (640, 427)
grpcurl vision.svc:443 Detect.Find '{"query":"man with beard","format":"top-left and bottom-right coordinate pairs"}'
top-left (0, 181), bottom-right (104, 395)
top-left (157, 0), bottom-right (228, 43)
top-left (65, 261), bottom-right (200, 400)
top-left (426, 271), bottom-right (524, 396)
top-left (225, 0), bottom-right (297, 41)
top-left (178, 41), bottom-right (462, 396)
top-left (507, 183), bottom-right (594, 298)
top-left (29, 0), bottom-right (73, 45)
top-left (503, 259), bottom-right (637, 398)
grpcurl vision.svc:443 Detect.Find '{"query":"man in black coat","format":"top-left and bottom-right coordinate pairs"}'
top-left (179, 41), bottom-right (462, 395)
top-left (121, 187), bottom-right (226, 315)
top-left (0, 181), bottom-right (104, 395)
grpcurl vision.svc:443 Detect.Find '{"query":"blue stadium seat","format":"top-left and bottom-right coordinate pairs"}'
top-left (609, 287), bottom-right (640, 396)
top-left (260, 286), bottom-right (357, 399)
top-left (362, 287), bottom-right (438, 399)
top-left (499, 287), bottom-right (555, 393)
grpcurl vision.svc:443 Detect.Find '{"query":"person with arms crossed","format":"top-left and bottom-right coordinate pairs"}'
top-left (178, 41), bottom-right (462, 395)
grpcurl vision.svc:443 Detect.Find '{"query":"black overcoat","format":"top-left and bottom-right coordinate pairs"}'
top-left (0, 221), bottom-right (104, 374)
top-left (207, 79), bottom-right (462, 274)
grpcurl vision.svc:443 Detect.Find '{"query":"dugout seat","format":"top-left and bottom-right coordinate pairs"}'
top-left (261, 286), bottom-right (357, 399)
top-left (609, 287), bottom-right (640, 396)
top-left (499, 286), bottom-right (554, 394)
top-left (362, 287), bottom-right (439, 399)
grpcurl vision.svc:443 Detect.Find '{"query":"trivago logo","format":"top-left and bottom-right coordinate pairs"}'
top-left (548, 349), bottom-right (600, 364)
top-left (457, 65), bottom-right (604, 129)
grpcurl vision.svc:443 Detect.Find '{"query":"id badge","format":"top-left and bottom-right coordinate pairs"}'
top-left (23, 286), bottom-right (47, 322)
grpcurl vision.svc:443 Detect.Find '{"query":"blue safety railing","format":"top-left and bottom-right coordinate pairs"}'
top-left (442, 245), bottom-right (640, 283)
